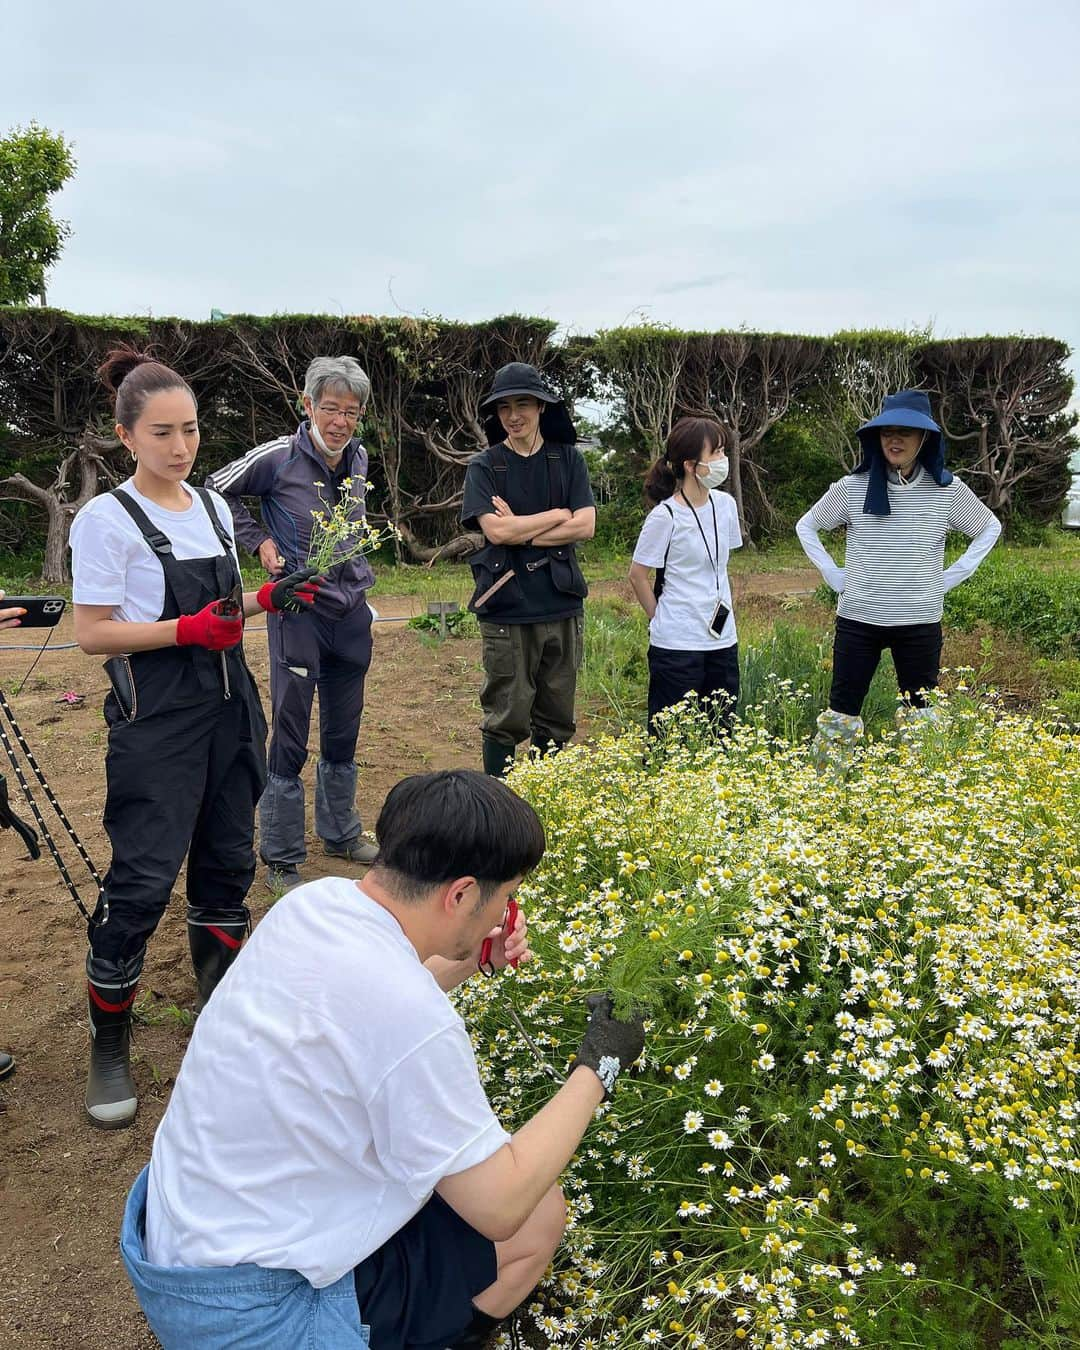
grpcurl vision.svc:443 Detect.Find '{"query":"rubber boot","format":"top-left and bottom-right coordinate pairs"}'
top-left (529, 734), bottom-right (566, 758)
top-left (895, 703), bottom-right (944, 746)
top-left (0, 1049), bottom-right (14, 1080)
top-left (809, 708), bottom-right (863, 776)
top-left (85, 956), bottom-right (139, 1130)
top-left (482, 735), bottom-right (515, 778)
top-left (187, 906), bottom-right (250, 1013)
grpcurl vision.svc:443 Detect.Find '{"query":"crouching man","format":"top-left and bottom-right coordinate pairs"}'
top-left (120, 769), bottom-right (645, 1349)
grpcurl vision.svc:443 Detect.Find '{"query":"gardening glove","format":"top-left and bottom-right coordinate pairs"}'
top-left (175, 601), bottom-right (243, 651)
top-left (256, 566), bottom-right (324, 614)
top-left (573, 993), bottom-right (645, 1099)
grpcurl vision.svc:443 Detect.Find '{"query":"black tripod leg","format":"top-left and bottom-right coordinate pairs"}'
top-left (0, 774), bottom-right (40, 859)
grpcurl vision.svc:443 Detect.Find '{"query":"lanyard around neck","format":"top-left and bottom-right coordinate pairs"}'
top-left (676, 492), bottom-right (721, 591)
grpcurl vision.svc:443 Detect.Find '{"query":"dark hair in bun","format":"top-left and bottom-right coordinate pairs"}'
top-left (98, 346), bottom-right (196, 429)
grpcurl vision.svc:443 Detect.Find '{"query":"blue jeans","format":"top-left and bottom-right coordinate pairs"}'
top-left (121, 1167), bottom-right (370, 1349)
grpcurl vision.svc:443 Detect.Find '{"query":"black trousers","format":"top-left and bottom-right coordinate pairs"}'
top-left (647, 644), bottom-right (740, 734)
top-left (829, 616), bottom-right (943, 717)
top-left (89, 684), bottom-right (266, 969)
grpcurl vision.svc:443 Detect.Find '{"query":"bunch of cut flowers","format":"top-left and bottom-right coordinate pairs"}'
top-left (307, 477), bottom-right (400, 573)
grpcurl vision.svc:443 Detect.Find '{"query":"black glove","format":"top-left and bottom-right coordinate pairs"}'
top-left (574, 993), bottom-right (645, 1098)
top-left (257, 567), bottom-right (325, 615)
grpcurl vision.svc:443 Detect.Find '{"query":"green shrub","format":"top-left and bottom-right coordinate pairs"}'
top-left (944, 553), bottom-right (1080, 657)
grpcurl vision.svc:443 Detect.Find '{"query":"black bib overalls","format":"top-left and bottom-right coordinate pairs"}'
top-left (86, 489), bottom-right (267, 980)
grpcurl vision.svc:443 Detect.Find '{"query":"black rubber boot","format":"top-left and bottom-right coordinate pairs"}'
top-left (530, 734), bottom-right (566, 758)
top-left (447, 1307), bottom-right (503, 1350)
top-left (85, 955), bottom-right (140, 1130)
top-left (0, 1049), bottom-right (14, 1080)
top-left (482, 736), bottom-right (515, 778)
top-left (187, 906), bottom-right (250, 1012)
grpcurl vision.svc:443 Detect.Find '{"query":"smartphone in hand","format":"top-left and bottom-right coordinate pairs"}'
top-left (1, 596), bottom-right (67, 628)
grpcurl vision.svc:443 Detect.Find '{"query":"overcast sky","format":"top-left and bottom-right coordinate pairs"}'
top-left (6, 0), bottom-right (1079, 380)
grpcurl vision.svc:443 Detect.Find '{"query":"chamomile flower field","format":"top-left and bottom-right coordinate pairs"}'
top-left (455, 700), bottom-right (1080, 1349)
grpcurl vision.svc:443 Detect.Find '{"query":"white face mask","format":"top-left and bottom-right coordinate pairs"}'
top-left (698, 457), bottom-right (729, 488)
top-left (309, 417), bottom-right (342, 460)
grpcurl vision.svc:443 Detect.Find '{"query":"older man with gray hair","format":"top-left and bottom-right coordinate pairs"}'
top-left (207, 357), bottom-right (379, 890)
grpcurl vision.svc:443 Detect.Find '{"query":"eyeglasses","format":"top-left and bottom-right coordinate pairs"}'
top-left (315, 404), bottom-right (361, 425)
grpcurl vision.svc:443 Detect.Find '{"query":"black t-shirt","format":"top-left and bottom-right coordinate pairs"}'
top-left (461, 442), bottom-right (595, 623)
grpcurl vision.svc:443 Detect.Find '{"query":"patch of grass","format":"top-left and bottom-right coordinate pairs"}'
top-left (133, 991), bottom-right (195, 1029)
top-left (945, 548), bottom-right (1080, 657)
top-left (736, 620), bottom-right (899, 740)
top-left (578, 598), bottom-right (649, 729)
top-left (727, 536), bottom-right (814, 574)
top-left (406, 609), bottom-right (479, 639)
top-left (1034, 655), bottom-right (1080, 727)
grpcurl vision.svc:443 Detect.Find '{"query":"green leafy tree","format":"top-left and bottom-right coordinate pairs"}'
top-left (0, 123), bottom-right (76, 305)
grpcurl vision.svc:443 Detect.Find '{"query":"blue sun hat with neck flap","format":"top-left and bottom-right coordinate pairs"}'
top-left (855, 389), bottom-right (952, 515)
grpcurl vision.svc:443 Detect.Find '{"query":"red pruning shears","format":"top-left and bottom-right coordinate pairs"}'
top-left (479, 899), bottom-right (520, 976)
top-left (477, 900), bottom-right (564, 1082)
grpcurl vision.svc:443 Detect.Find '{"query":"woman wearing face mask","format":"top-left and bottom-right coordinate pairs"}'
top-left (629, 417), bottom-right (742, 732)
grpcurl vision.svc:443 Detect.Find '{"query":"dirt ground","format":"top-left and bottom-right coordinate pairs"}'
top-left (0, 565), bottom-right (1034, 1348)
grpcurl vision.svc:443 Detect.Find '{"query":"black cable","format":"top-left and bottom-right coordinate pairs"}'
top-left (0, 687), bottom-right (103, 926)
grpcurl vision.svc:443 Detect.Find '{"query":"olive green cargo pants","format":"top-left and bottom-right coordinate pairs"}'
top-left (478, 615), bottom-right (584, 747)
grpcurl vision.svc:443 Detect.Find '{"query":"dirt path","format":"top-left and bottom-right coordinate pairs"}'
top-left (0, 563), bottom-right (825, 1349)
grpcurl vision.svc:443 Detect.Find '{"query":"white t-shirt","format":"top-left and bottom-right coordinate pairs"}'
top-left (70, 480), bottom-right (237, 623)
top-left (632, 490), bottom-right (742, 650)
top-left (145, 877), bottom-right (510, 1288)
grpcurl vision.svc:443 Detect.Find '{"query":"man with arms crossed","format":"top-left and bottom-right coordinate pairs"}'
top-left (121, 770), bottom-right (645, 1349)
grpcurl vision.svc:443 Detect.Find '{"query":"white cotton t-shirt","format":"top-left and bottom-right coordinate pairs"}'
top-left (69, 480), bottom-right (237, 623)
top-left (632, 490), bottom-right (742, 650)
top-left (145, 877), bottom-right (510, 1288)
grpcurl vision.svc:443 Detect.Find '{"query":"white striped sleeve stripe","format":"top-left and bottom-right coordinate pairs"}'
top-left (835, 474), bottom-right (997, 624)
top-left (206, 436), bottom-right (291, 492)
top-left (946, 479), bottom-right (996, 535)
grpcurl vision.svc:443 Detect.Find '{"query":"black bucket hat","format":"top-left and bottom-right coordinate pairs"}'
top-left (479, 362), bottom-right (577, 446)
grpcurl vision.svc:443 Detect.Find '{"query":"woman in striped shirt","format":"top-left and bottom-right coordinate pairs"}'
top-left (796, 390), bottom-right (1001, 771)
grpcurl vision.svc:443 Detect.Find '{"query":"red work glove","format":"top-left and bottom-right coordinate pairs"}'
top-left (256, 566), bottom-right (324, 615)
top-left (175, 601), bottom-right (244, 651)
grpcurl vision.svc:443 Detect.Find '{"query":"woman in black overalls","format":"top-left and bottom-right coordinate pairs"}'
top-left (72, 349), bottom-right (322, 1128)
